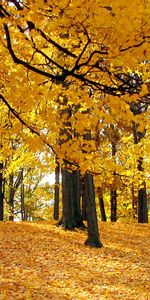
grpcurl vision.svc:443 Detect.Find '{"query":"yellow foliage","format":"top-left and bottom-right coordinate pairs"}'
top-left (0, 0), bottom-right (150, 181)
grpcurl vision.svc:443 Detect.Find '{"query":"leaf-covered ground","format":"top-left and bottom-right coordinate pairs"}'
top-left (0, 221), bottom-right (149, 300)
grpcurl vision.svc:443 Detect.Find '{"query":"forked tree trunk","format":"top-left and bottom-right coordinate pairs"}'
top-left (84, 173), bottom-right (103, 248)
top-left (54, 161), bottom-right (60, 220)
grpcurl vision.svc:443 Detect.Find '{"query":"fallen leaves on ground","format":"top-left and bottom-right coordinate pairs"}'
top-left (0, 221), bottom-right (149, 300)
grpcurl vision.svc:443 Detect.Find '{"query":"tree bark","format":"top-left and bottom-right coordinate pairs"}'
top-left (81, 176), bottom-right (87, 220)
top-left (72, 170), bottom-right (84, 228)
top-left (84, 173), bottom-right (103, 248)
top-left (61, 168), bottom-right (84, 229)
top-left (131, 184), bottom-right (138, 219)
top-left (21, 183), bottom-right (25, 221)
top-left (9, 173), bottom-right (15, 221)
top-left (138, 184), bottom-right (148, 223)
top-left (97, 187), bottom-right (107, 222)
top-left (54, 161), bottom-right (60, 220)
top-left (137, 158), bottom-right (148, 223)
top-left (8, 168), bottom-right (24, 221)
top-left (110, 189), bottom-right (117, 222)
top-left (110, 139), bottom-right (117, 222)
top-left (0, 163), bottom-right (4, 221)
top-left (132, 123), bottom-right (148, 223)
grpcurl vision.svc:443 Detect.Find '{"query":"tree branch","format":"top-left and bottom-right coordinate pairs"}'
top-left (36, 26), bottom-right (77, 58)
top-left (3, 24), bottom-right (62, 81)
top-left (3, 24), bottom-right (143, 96)
top-left (0, 5), bottom-right (11, 17)
top-left (119, 39), bottom-right (148, 52)
top-left (0, 94), bottom-right (56, 155)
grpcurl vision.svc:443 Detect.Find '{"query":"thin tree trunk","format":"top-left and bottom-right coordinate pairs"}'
top-left (137, 157), bottom-right (148, 223)
top-left (8, 169), bottom-right (24, 221)
top-left (9, 174), bottom-right (15, 221)
top-left (54, 161), bottom-right (60, 220)
top-left (21, 183), bottom-right (25, 221)
top-left (0, 163), bottom-right (4, 221)
top-left (97, 187), bottom-right (107, 222)
top-left (110, 139), bottom-right (117, 222)
top-left (131, 184), bottom-right (138, 219)
top-left (110, 189), bottom-right (117, 222)
top-left (84, 173), bottom-right (103, 248)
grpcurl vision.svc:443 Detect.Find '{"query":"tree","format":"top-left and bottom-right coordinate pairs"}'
top-left (0, 0), bottom-right (150, 245)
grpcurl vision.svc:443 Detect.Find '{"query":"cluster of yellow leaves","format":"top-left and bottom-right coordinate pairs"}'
top-left (1, 0), bottom-right (150, 185)
top-left (0, 221), bottom-right (150, 299)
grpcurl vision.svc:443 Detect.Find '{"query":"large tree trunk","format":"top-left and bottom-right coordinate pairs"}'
top-left (84, 173), bottom-right (103, 248)
top-left (138, 184), bottom-right (148, 223)
top-left (72, 170), bottom-right (84, 228)
top-left (81, 176), bottom-right (87, 220)
top-left (61, 168), bottom-right (75, 229)
top-left (97, 187), bottom-right (107, 222)
top-left (61, 168), bottom-right (84, 229)
top-left (0, 163), bottom-right (4, 221)
top-left (54, 161), bottom-right (60, 220)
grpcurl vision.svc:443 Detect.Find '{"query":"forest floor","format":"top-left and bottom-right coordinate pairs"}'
top-left (0, 221), bottom-right (150, 300)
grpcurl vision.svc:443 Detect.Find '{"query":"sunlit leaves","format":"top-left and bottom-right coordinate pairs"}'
top-left (0, 0), bottom-right (150, 190)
